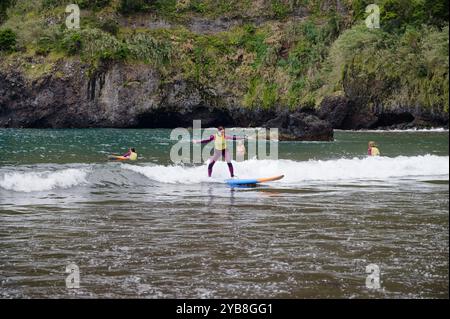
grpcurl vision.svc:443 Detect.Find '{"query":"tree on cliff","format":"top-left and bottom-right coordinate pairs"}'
top-left (0, 28), bottom-right (16, 51)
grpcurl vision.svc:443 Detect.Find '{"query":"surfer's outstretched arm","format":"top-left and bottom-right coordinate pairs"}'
top-left (196, 135), bottom-right (215, 144)
top-left (225, 135), bottom-right (247, 141)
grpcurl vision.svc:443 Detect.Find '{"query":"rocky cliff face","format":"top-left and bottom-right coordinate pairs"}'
top-left (0, 58), bottom-right (333, 140)
top-left (1, 55), bottom-right (447, 141)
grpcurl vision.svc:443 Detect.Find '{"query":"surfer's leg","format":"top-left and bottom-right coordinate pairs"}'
top-left (227, 163), bottom-right (234, 177)
top-left (208, 161), bottom-right (216, 177)
top-left (224, 149), bottom-right (231, 163)
top-left (224, 150), bottom-right (234, 177)
top-left (208, 150), bottom-right (221, 177)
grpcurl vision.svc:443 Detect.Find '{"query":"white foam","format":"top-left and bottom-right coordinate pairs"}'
top-left (123, 155), bottom-right (449, 185)
top-left (0, 169), bottom-right (88, 192)
top-left (336, 128), bottom-right (449, 133)
top-left (123, 163), bottom-right (222, 184)
top-left (272, 155), bottom-right (449, 183)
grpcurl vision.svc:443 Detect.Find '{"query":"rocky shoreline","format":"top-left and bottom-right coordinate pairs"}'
top-left (0, 59), bottom-right (448, 140)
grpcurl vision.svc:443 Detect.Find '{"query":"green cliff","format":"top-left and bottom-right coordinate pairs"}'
top-left (0, 0), bottom-right (448, 131)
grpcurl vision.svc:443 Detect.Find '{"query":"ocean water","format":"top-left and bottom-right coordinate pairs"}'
top-left (0, 129), bottom-right (448, 298)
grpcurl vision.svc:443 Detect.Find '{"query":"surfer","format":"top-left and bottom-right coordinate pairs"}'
top-left (122, 148), bottom-right (138, 161)
top-left (194, 126), bottom-right (245, 178)
top-left (368, 141), bottom-right (380, 156)
top-left (236, 140), bottom-right (246, 162)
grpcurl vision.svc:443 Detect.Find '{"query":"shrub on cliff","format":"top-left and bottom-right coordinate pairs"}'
top-left (0, 28), bottom-right (16, 51)
top-left (119, 0), bottom-right (151, 14)
top-left (41, 0), bottom-right (62, 9)
top-left (41, 0), bottom-right (111, 10)
top-left (58, 28), bottom-right (171, 65)
top-left (351, 0), bottom-right (449, 31)
top-left (61, 31), bottom-right (82, 55)
top-left (125, 31), bottom-right (171, 65)
top-left (0, 0), bottom-right (14, 25)
top-left (325, 23), bottom-right (449, 113)
top-left (75, 0), bottom-right (111, 10)
top-left (99, 19), bottom-right (119, 36)
top-left (189, 0), bottom-right (207, 14)
top-left (271, 0), bottom-right (291, 19)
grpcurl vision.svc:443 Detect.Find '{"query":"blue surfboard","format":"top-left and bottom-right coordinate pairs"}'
top-left (225, 175), bottom-right (284, 186)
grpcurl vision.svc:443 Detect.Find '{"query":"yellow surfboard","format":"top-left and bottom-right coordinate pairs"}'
top-left (108, 155), bottom-right (130, 161)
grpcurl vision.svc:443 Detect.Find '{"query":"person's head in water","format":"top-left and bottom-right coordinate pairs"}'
top-left (368, 141), bottom-right (380, 156)
top-left (131, 148), bottom-right (136, 153)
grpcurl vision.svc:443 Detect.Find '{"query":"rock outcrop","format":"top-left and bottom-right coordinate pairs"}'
top-left (318, 95), bottom-right (449, 130)
top-left (265, 110), bottom-right (333, 141)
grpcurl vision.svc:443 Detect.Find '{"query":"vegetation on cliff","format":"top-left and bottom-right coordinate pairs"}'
top-left (0, 0), bottom-right (448, 115)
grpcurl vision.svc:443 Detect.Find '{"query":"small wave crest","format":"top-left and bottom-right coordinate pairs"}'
top-left (0, 169), bottom-right (87, 192)
top-left (123, 155), bottom-right (449, 184)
